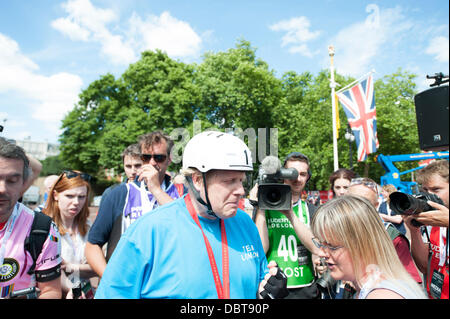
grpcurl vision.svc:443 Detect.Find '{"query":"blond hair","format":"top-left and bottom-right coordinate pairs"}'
top-left (416, 160), bottom-right (449, 185)
top-left (180, 167), bottom-right (220, 188)
top-left (382, 184), bottom-right (397, 194)
top-left (311, 195), bottom-right (425, 296)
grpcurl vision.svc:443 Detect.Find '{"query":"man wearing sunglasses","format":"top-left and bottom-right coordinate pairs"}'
top-left (86, 131), bottom-right (184, 278)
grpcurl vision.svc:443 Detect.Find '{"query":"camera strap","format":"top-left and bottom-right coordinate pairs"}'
top-left (184, 194), bottom-right (230, 299)
top-left (185, 175), bottom-right (216, 218)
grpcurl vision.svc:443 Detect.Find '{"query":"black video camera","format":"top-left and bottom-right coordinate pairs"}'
top-left (389, 191), bottom-right (444, 226)
top-left (257, 156), bottom-right (298, 211)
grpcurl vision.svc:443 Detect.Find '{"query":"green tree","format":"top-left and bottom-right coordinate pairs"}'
top-left (58, 40), bottom-right (422, 190)
top-left (59, 50), bottom-right (200, 175)
top-left (40, 155), bottom-right (66, 176)
top-left (59, 73), bottom-right (128, 174)
top-left (274, 68), bottom-right (420, 190)
top-left (196, 39), bottom-right (282, 131)
top-left (274, 70), bottom-right (351, 190)
top-left (121, 50), bottom-right (200, 131)
top-left (369, 68), bottom-right (421, 180)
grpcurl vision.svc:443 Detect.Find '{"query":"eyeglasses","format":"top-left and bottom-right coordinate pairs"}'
top-left (140, 154), bottom-right (167, 163)
top-left (62, 170), bottom-right (92, 182)
top-left (311, 237), bottom-right (343, 252)
top-left (350, 177), bottom-right (379, 195)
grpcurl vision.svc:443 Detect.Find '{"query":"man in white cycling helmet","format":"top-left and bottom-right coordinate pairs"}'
top-left (95, 131), bottom-right (288, 299)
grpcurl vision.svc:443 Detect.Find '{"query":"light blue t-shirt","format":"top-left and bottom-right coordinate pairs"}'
top-left (95, 195), bottom-right (268, 299)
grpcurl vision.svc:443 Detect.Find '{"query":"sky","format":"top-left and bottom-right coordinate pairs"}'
top-left (0, 0), bottom-right (448, 144)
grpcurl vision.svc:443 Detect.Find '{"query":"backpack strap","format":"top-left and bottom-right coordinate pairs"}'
top-left (385, 222), bottom-right (410, 249)
top-left (24, 211), bottom-right (52, 275)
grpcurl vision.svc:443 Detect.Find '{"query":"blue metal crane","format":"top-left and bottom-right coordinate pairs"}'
top-left (377, 151), bottom-right (449, 194)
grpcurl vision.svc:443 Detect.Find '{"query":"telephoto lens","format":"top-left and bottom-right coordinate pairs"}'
top-left (389, 192), bottom-right (429, 215)
top-left (389, 192), bottom-right (444, 215)
top-left (389, 191), bottom-right (445, 227)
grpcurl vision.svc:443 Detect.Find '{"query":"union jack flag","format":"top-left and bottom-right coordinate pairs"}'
top-left (337, 74), bottom-right (379, 162)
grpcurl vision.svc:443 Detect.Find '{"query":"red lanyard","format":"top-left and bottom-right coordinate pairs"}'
top-left (184, 194), bottom-right (230, 299)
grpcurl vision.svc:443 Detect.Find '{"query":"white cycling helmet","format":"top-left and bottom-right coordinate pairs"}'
top-left (182, 131), bottom-right (253, 218)
top-left (182, 131), bottom-right (253, 173)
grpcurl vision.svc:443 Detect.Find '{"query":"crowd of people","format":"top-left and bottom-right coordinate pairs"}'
top-left (0, 131), bottom-right (448, 300)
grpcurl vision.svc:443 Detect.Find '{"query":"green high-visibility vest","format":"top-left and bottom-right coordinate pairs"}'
top-left (265, 201), bottom-right (315, 288)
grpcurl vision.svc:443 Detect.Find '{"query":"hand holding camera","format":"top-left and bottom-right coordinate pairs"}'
top-left (404, 200), bottom-right (449, 228)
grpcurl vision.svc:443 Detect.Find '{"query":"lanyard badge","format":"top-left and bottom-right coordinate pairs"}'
top-left (430, 269), bottom-right (445, 299)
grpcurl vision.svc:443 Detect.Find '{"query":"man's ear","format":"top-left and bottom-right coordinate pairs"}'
top-left (191, 172), bottom-right (204, 193)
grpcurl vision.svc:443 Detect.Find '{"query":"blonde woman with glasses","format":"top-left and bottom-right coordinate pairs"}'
top-left (311, 195), bottom-right (427, 299)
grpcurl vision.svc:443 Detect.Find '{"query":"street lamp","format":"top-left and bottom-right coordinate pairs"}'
top-left (344, 124), bottom-right (355, 169)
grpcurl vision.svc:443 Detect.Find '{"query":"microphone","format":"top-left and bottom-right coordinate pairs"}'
top-left (279, 167), bottom-right (299, 180)
top-left (260, 156), bottom-right (281, 175)
top-left (259, 156), bottom-right (298, 180)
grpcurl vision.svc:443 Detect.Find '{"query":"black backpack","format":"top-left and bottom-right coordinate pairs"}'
top-left (24, 211), bottom-right (52, 275)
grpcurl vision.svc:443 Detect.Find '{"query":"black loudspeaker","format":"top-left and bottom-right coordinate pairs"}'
top-left (414, 85), bottom-right (449, 151)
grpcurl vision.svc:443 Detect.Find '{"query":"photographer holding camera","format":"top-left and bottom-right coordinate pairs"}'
top-left (403, 160), bottom-right (449, 299)
top-left (254, 152), bottom-right (321, 299)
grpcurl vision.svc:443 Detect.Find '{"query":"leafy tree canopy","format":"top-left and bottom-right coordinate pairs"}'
top-left (59, 40), bottom-right (422, 192)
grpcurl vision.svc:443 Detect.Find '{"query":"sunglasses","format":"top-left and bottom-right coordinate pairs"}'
top-left (140, 154), bottom-right (167, 163)
top-left (62, 170), bottom-right (92, 182)
top-left (350, 177), bottom-right (378, 195)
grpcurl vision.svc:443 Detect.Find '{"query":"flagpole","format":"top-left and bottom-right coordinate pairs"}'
top-left (328, 45), bottom-right (339, 171)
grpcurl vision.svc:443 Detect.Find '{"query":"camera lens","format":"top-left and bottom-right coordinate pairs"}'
top-left (396, 194), bottom-right (410, 210)
top-left (390, 192), bottom-right (414, 215)
top-left (266, 188), bottom-right (282, 205)
top-left (258, 183), bottom-right (292, 211)
top-left (389, 192), bottom-right (433, 215)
